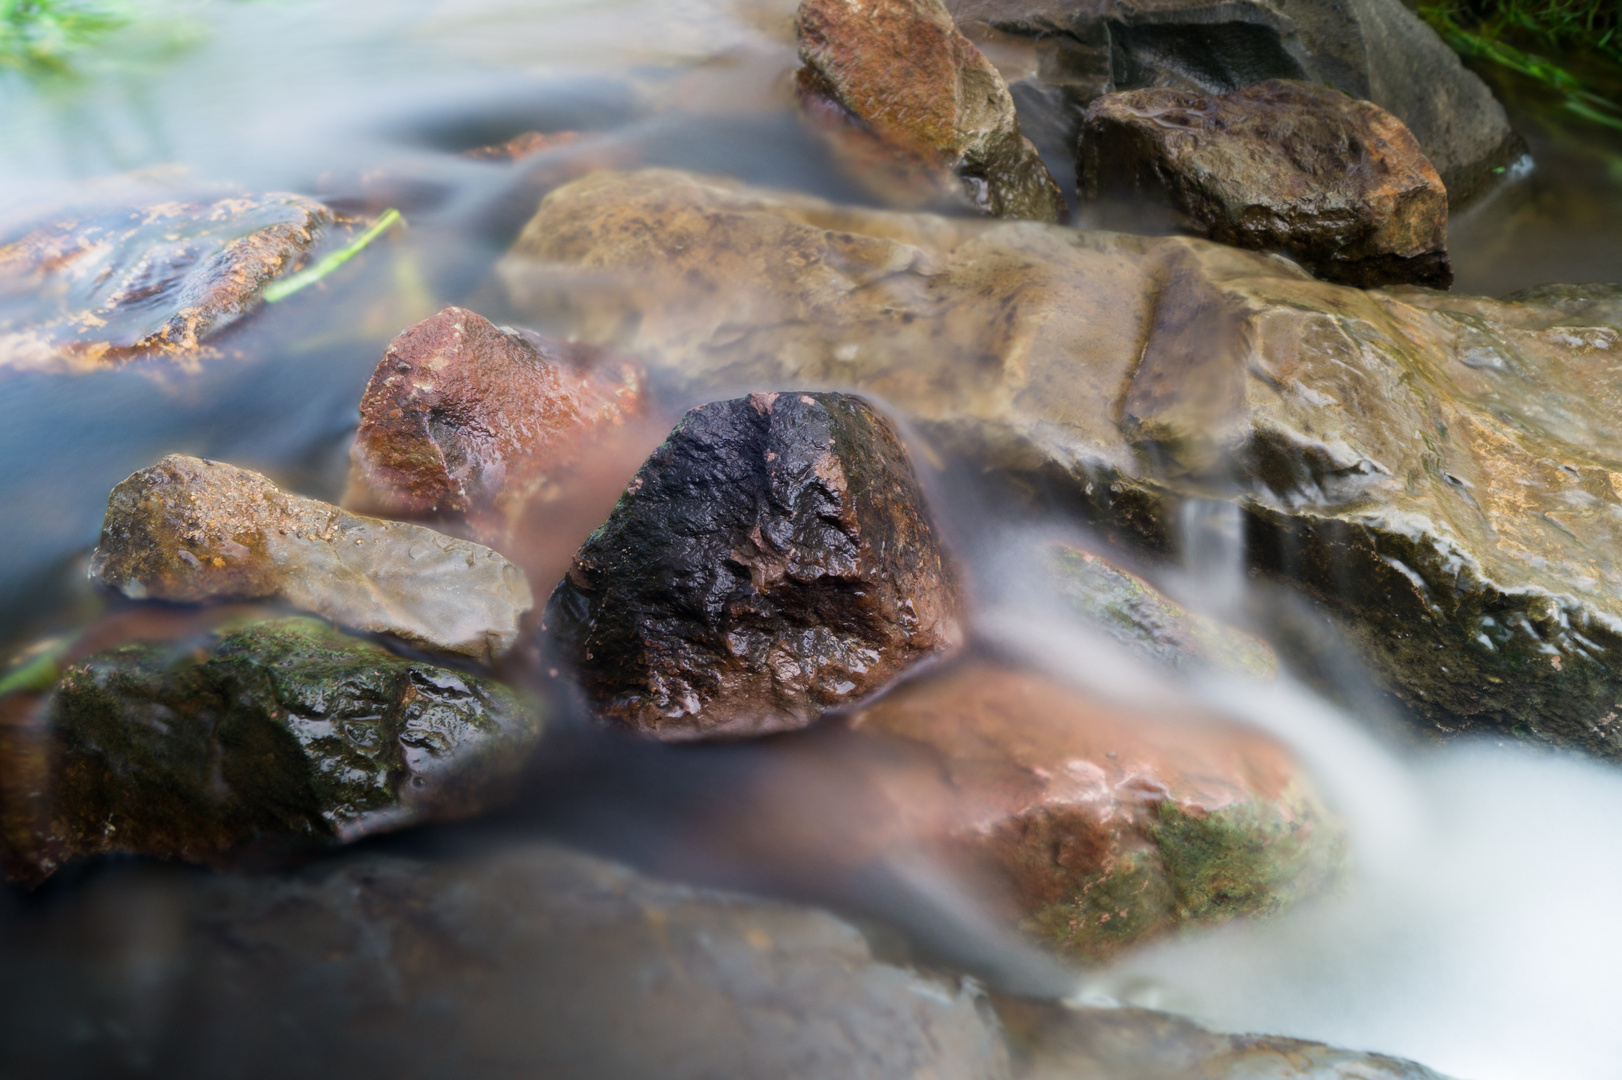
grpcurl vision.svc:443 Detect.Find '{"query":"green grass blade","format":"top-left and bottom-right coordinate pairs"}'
top-left (263, 207), bottom-right (403, 304)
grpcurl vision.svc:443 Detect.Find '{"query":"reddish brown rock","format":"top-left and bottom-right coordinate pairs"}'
top-left (465, 131), bottom-right (583, 162)
top-left (794, 0), bottom-right (1066, 223)
top-left (0, 193), bottom-right (331, 372)
top-left (1078, 80), bottom-right (1451, 288)
top-left (849, 661), bottom-right (1342, 962)
top-left (346, 306), bottom-right (645, 543)
top-left (544, 392), bottom-right (965, 741)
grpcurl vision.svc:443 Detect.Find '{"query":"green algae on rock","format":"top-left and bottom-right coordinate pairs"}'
top-left (1046, 544), bottom-right (1277, 679)
top-left (3, 617), bottom-right (542, 886)
top-left (91, 454), bottom-right (533, 663)
top-left (500, 168), bottom-right (1622, 761)
top-left (848, 661), bottom-right (1342, 962)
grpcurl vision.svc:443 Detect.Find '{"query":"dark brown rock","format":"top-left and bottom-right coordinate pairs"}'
top-left (795, 0), bottom-right (1067, 222)
top-left (1079, 80), bottom-right (1451, 287)
top-left (0, 193), bottom-right (330, 372)
top-left (0, 841), bottom-right (1013, 1079)
top-left (848, 661), bottom-right (1341, 962)
top-left (1, 617), bottom-right (544, 886)
top-left (345, 306), bottom-right (645, 545)
top-left (91, 454), bottom-right (533, 663)
top-left (544, 392), bottom-right (964, 741)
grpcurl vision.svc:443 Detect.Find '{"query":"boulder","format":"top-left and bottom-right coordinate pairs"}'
top-left (544, 392), bottom-right (964, 740)
top-left (345, 306), bottom-right (645, 545)
top-left (0, 841), bottom-right (1011, 1080)
top-left (848, 660), bottom-right (1341, 960)
top-left (1045, 543), bottom-right (1277, 678)
top-left (499, 169), bottom-right (1622, 759)
top-left (945, 0), bottom-right (1521, 205)
top-left (0, 193), bottom-right (331, 372)
top-left (1, 617), bottom-right (543, 886)
top-left (999, 1000), bottom-right (1457, 1079)
top-left (795, 0), bottom-right (1067, 222)
top-left (1077, 80), bottom-right (1451, 288)
top-left (91, 454), bottom-right (532, 663)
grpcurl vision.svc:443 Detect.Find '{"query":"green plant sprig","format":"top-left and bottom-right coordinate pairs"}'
top-left (263, 208), bottom-right (404, 304)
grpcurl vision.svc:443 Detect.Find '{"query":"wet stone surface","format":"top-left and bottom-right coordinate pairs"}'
top-left (0, 193), bottom-right (331, 372)
top-left (503, 167), bottom-right (1622, 758)
top-left (346, 305), bottom-right (645, 546)
top-left (795, 0), bottom-right (1066, 222)
top-left (848, 660), bottom-right (1342, 961)
top-left (1078, 81), bottom-right (1452, 288)
top-left (545, 391), bottom-right (964, 741)
top-left (92, 454), bottom-right (533, 663)
top-left (0, 617), bottom-right (543, 886)
top-left (0, 840), bottom-right (1011, 1080)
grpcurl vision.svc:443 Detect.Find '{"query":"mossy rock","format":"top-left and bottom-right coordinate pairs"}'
top-left (5, 617), bottom-right (543, 885)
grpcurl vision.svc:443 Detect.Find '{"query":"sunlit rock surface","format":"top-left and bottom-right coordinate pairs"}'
top-left (999, 1000), bottom-right (1457, 1079)
top-left (502, 169), bottom-right (1622, 758)
top-left (0, 193), bottom-right (330, 372)
top-left (0, 841), bottom-right (1011, 1080)
top-left (545, 392), bottom-right (964, 740)
top-left (849, 661), bottom-right (1340, 960)
top-left (0, 617), bottom-right (543, 886)
top-left (1045, 544), bottom-right (1277, 678)
top-left (946, 0), bottom-right (1520, 205)
top-left (795, 0), bottom-right (1066, 222)
top-left (1079, 81), bottom-right (1451, 288)
top-left (91, 454), bottom-right (532, 663)
top-left (346, 306), bottom-right (645, 545)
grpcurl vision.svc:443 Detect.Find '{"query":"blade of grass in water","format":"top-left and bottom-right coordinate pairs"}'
top-left (264, 208), bottom-right (404, 304)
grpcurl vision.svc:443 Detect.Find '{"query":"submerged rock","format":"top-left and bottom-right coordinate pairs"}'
top-left (795, 0), bottom-right (1066, 222)
top-left (1045, 544), bottom-right (1277, 678)
top-left (501, 169), bottom-right (1622, 759)
top-left (849, 661), bottom-right (1341, 961)
top-left (0, 193), bottom-right (331, 372)
top-left (346, 306), bottom-right (645, 545)
top-left (946, 0), bottom-right (1520, 205)
top-left (999, 1000), bottom-right (1457, 1079)
top-left (3, 617), bottom-right (542, 886)
top-left (1078, 81), bottom-right (1451, 288)
top-left (91, 455), bottom-right (532, 663)
top-left (0, 841), bottom-right (1010, 1080)
top-left (545, 392), bottom-right (964, 741)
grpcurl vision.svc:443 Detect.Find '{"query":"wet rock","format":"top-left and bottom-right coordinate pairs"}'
top-left (1046, 544), bottom-right (1276, 678)
top-left (0, 841), bottom-right (1011, 1080)
top-left (945, 0), bottom-right (1520, 205)
top-left (1078, 81), bottom-right (1451, 288)
top-left (849, 661), bottom-right (1341, 961)
top-left (501, 168), bottom-right (1622, 759)
top-left (465, 130), bottom-right (583, 162)
top-left (2, 617), bottom-right (542, 886)
top-left (345, 306), bottom-right (645, 545)
top-left (544, 392), bottom-right (964, 741)
top-left (998, 1000), bottom-right (1457, 1079)
top-left (795, 0), bottom-right (1066, 222)
top-left (91, 454), bottom-right (532, 663)
top-left (0, 193), bottom-right (331, 372)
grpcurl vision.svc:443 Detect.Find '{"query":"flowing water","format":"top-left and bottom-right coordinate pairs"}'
top-left (3, 2), bottom-right (1622, 1078)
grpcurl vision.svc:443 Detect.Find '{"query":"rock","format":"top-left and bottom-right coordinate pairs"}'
top-left (90, 454), bottom-right (533, 663)
top-left (345, 306), bottom-right (645, 545)
top-left (1077, 81), bottom-right (1451, 288)
top-left (500, 168), bottom-right (1622, 759)
top-left (849, 660), bottom-right (1341, 961)
top-left (2, 617), bottom-right (542, 886)
top-left (795, 0), bottom-right (1067, 223)
top-left (1045, 544), bottom-right (1276, 678)
top-left (998, 1000), bottom-right (1457, 1079)
top-left (544, 392), bottom-right (964, 741)
top-left (0, 841), bottom-right (1012, 1080)
top-left (945, 0), bottom-right (1521, 205)
top-left (0, 193), bottom-right (331, 372)
top-left (465, 130), bottom-right (583, 162)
